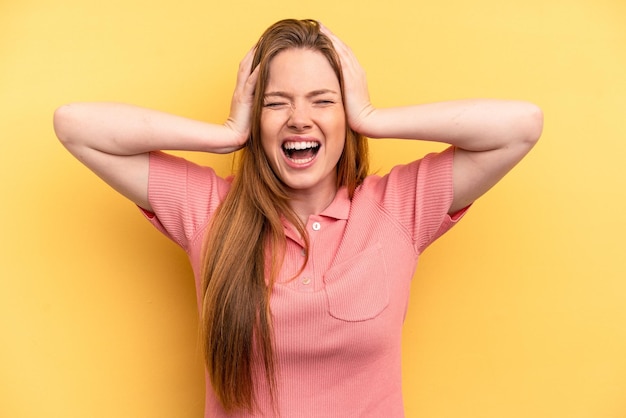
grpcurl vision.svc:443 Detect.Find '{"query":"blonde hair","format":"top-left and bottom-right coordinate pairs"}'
top-left (200, 19), bottom-right (369, 413)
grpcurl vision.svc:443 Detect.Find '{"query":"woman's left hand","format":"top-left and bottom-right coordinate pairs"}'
top-left (320, 23), bottom-right (377, 136)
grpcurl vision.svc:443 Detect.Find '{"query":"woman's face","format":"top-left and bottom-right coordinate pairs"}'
top-left (260, 48), bottom-right (346, 199)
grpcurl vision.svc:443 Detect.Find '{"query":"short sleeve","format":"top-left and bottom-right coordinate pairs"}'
top-left (139, 151), bottom-right (230, 251)
top-left (372, 146), bottom-right (469, 254)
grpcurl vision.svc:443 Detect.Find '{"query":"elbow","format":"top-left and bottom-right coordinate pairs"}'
top-left (53, 104), bottom-right (70, 144)
top-left (521, 102), bottom-right (543, 148)
top-left (53, 104), bottom-right (78, 146)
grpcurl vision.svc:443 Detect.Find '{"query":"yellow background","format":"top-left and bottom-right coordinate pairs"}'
top-left (1, 0), bottom-right (625, 417)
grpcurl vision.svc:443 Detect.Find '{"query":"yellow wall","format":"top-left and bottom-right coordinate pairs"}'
top-left (1, 0), bottom-right (625, 417)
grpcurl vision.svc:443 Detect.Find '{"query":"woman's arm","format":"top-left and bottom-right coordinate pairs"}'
top-left (321, 24), bottom-right (543, 214)
top-left (360, 100), bottom-right (543, 213)
top-left (53, 48), bottom-right (259, 212)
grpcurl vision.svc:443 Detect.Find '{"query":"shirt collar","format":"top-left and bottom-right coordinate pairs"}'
top-left (318, 186), bottom-right (350, 220)
top-left (281, 186), bottom-right (351, 243)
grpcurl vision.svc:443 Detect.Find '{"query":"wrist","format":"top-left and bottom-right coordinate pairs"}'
top-left (350, 105), bottom-right (380, 138)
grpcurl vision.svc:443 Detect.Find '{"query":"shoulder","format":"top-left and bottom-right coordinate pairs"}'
top-left (148, 151), bottom-right (231, 197)
top-left (353, 147), bottom-right (463, 253)
top-left (359, 147), bottom-right (455, 201)
top-left (144, 151), bottom-right (231, 249)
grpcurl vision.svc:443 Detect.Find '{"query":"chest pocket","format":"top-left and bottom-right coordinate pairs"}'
top-left (323, 243), bottom-right (389, 322)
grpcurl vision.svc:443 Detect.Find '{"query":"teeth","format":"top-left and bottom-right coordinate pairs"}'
top-left (283, 141), bottom-right (319, 150)
top-left (290, 156), bottom-right (315, 164)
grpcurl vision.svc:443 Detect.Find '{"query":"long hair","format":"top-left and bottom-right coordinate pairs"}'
top-left (200, 19), bottom-right (369, 413)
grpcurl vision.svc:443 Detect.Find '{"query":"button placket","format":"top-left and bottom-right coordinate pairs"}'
top-left (295, 219), bottom-right (321, 291)
top-left (298, 248), bottom-right (312, 289)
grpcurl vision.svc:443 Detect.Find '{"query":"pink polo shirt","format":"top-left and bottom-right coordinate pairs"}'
top-left (143, 146), bottom-right (466, 417)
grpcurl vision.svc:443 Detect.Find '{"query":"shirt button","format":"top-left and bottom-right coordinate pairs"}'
top-left (300, 248), bottom-right (306, 257)
top-left (301, 277), bottom-right (311, 285)
top-left (312, 222), bottom-right (321, 231)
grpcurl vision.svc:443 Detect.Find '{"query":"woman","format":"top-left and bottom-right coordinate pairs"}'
top-left (54, 19), bottom-right (542, 417)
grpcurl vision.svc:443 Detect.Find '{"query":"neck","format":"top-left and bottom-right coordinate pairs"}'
top-left (288, 186), bottom-right (337, 224)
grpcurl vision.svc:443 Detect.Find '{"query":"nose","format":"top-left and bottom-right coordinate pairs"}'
top-left (287, 104), bottom-right (312, 131)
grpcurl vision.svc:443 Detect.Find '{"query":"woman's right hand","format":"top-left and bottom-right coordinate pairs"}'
top-left (221, 47), bottom-right (259, 152)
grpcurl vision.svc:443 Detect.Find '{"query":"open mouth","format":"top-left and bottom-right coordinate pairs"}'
top-left (282, 141), bottom-right (320, 164)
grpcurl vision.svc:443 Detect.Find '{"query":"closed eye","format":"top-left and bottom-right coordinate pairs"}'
top-left (314, 99), bottom-right (336, 106)
top-left (264, 101), bottom-right (288, 108)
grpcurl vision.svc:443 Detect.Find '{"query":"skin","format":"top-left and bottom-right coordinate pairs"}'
top-left (260, 48), bottom-right (347, 220)
top-left (53, 23), bottom-right (543, 220)
top-left (319, 24), bottom-right (543, 214)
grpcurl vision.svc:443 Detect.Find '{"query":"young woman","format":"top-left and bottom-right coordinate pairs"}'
top-left (54, 19), bottom-right (542, 418)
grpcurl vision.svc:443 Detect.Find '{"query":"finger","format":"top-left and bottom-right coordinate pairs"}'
top-left (320, 25), bottom-right (360, 73)
top-left (319, 23), bottom-right (349, 51)
top-left (234, 47), bottom-right (258, 93)
top-left (318, 21), bottom-right (331, 36)
top-left (238, 47), bottom-right (256, 78)
top-left (318, 21), bottom-right (341, 45)
top-left (243, 64), bottom-right (260, 97)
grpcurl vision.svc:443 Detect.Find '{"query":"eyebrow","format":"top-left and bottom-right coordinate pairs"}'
top-left (263, 89), bottom-right (340, 99)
